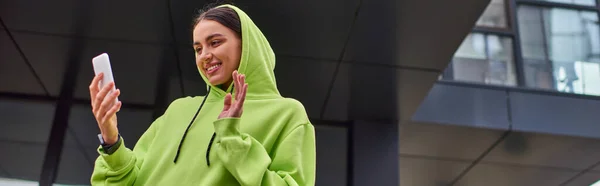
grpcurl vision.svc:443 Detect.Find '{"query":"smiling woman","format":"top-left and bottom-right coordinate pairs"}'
top-left (193, 7), bottom-right (242, 88)
top-left (88, 3), bottom-right (316, 186)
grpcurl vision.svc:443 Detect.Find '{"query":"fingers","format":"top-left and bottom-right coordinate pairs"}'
top-left (235, 72), bottom-right (245, 101)
top-left (97, 89), bottom-right (120, 121)
top-left (237, 82), bottom-right (248, 107)
top-left (89, 73), bottom-right (104, 106)
top-left (223, 93), bottom-right (232, 111)
top-left (232, 70), bottom-right (239, 94)
top-left (237, 75), bottom-right (247, 105)
top-left (232, 71), bottom-right (238, 86)
top-left (230, 70), bottom-right (247, 110)
top-left (93, 82), bottom-right (115, 113)
top-left (102, 101), bottom-right (122, 124)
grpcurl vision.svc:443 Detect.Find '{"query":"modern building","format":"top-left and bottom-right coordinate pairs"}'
top-left (1, 0), bottom-right (600, 185)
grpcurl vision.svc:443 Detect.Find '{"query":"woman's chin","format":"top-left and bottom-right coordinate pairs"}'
top-left (208, 77), bottom-right (225, 86)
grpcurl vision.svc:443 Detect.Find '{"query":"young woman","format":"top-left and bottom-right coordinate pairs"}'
top-left (89, 4), bottom-right (316, 186)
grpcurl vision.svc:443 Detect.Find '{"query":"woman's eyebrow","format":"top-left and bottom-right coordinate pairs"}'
top-left (193, 33), bottom-right (224, 46)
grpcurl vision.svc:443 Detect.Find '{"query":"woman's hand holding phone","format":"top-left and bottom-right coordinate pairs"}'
top-left (89, 73), bottom-right (122, 146)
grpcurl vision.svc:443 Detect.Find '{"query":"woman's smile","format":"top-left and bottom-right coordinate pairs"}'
top-left (205, 61), bottom-right (222, 76)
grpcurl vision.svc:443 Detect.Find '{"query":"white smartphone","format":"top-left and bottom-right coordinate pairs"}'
top-left (92, 53), bottom-right (119, 104)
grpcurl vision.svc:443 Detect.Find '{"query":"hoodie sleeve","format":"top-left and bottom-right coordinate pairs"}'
top-left (213, 118), bottom-right (316, 186)
top-left (90, 116), bottom-right (162, 186)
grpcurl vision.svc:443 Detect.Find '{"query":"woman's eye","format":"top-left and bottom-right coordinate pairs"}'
top-left (195, 48), bottom-right (202, 53)
top-left (211, 40), bottom-right (221, 46)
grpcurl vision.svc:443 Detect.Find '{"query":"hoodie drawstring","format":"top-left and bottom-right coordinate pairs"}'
top-left (173, 87), bottom-right (211, 163)
top-left (174, 84), bottom-right (235, 166)
top-left (205, 83), bottom-right (234, 166)
top-left (206, 132), bottom-right (216, 166)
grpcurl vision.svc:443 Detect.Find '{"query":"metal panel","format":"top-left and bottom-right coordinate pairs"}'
top-left (397, 68), bottom-right (441, 120)
top-left (353, 121), bottom-right (398, 186)
top-left (563, 171), bottom-right (600, 186)
top-left (483, 132), bottom-right (600, 170)
top-left (349, 64), bottom-right (439, 121)
top-left (6, 31), bottom-right (71, 96)
top-left (0, 99), bottom-right (56, 144)
top-left (314, 125), bottom-right (348, 186)
top-left (454, 162), bottom-right (579, 186)
top-left (345, 0), bottom-right (491, 71)
top-left (0, 0), bottom-right (172, 43)
top-left (399, 156), bottom-right (471, 186)
top-left (275, 57), bottom-right (338, 120)
top-left (0, 168), bottom-right (6, 178)
top-left (0, 31), bottom-right (46, 95)
top-left (321, 63), bottom-right (350, 121)
top-left (593, 162), bottom-right (600, 171)
top-left (342, 0), bottom-right (397, 66)
top-left (0, 100), bottom-right (55, 182)
top-left (349, 64), bottom-right (398, 121)
top-left (54, 147), bottom-right (94, 185)
top-left (510, 91), bottom-right (600, 138)
top-left (400, 122), bottom-right (507, 160)
top-left (349, 63), bottom-right (441, 121)
top-left (72, 40), bottom-right (170, 105)
top-left (412, 83), bottom-right (510, 130)
top-left (0, 141), bottom-right (47, 181)
top-left (166, 76), bottom-right (185, 105)
top-left (517, 0), bottom-right (598, 11)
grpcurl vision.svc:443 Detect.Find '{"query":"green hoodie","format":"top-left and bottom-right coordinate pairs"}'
top-left (91, 4), bottom-right (316, 186)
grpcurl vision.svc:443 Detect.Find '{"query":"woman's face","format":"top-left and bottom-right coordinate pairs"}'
top-left (193, 19), bottom-right (241, 87)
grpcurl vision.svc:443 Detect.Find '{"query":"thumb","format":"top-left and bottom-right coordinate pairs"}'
top-left (223, 93), bottom-right (232, 111)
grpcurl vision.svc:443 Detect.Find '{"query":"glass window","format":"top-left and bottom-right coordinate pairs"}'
top-left (532, 0), bottom-right (596, 6)
top-left (518, 5), bottom-right (600, 95)
top-left (476, 0), bottom-right (509, 28)
top-left (444, 33), bottom-right (517, 86)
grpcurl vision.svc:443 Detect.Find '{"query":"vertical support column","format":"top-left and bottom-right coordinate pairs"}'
top-left (509, 0), bottom-right (528, 87)
top-left (351, 120), bottom-right (399, 186)
top-left (39, 2), bottom-right (91, 185)
top-left (39, 39), bottom-right (84, 186)
top-left (348, 53), bottom-right (400, 186)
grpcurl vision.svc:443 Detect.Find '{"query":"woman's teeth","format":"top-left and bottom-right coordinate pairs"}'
top-left (207, 64), bottom-right (221, 71)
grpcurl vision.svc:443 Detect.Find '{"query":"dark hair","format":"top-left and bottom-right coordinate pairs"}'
top-left (192, 5), bottom-right (242, 39)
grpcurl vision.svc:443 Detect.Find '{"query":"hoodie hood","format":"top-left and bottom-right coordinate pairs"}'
top-left (199, 4), bottom-right (281, 100)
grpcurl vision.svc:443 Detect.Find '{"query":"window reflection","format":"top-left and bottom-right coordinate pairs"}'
top-left (557, 61), bottom-right (600, 95)
top-left (476, 0), bottom-right (508, 28)
top-left (518, 5), bottom-right (600, 95)
top-left (445, 33), bottom-right (517, 86)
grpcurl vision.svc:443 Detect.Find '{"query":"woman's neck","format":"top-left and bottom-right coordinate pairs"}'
top-left (218, 81), bottom-right (233, 92)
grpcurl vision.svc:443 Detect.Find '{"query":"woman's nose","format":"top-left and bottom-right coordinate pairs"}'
top-left (199, 52), bottom-right (212, 64)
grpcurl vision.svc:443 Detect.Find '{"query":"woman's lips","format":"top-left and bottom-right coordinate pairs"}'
top-left (206, 63), bottom-right (222, 75)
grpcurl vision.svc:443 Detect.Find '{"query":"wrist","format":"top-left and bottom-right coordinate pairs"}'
top-left (102, 132), bottom-right (119, 146)
top-left (99, 134), bottom-right (122, 155)
top-left (214, 118), bottom-right (241, 138)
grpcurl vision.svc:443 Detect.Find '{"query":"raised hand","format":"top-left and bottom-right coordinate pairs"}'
top-left (89, 73), bottom-right (122, 145)
top-left (218, 70), bottom-right (248, 119)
